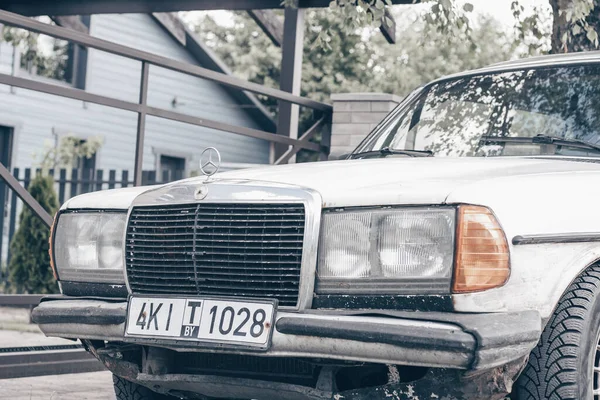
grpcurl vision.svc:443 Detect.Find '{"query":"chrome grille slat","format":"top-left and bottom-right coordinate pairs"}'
top-left (129, 269), bottom-right (301, 277)
top-left (129, 231), bottom-right (303, 238)
top-left (131, 249), bottom-right (302, 256)
top-left (130, 257), bottom-right (301, 265)
top-left (130, 279), bottom-right (300, 288)
top-left (126, 203), bottom-right (305, 307)
top-left (132, 211), bottom-right (305, 218)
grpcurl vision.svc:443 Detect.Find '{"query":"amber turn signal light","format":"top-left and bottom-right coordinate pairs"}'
top-left (452, 205), bottom-right (510, 293)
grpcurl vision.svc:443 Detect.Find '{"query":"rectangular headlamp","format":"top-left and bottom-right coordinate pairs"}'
top-left (316, 207), bottom-right (456, 294)
top-left (53, 211), bottom-right (127, 284)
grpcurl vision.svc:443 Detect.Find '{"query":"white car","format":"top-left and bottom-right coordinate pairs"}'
top-left (33, 52), bottom-right (600, 400)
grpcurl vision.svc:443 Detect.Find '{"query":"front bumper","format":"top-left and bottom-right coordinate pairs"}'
top-left (32, 297), bottom-right (541, 372)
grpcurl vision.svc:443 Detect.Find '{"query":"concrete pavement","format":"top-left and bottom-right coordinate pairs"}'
top-left (0, 307), bottom-right (114, 399)
top-left (0, 371), bottom-right (115, 400)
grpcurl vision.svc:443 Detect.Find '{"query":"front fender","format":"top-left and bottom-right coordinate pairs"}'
top-left (453, 242), bottom-right (600, 320)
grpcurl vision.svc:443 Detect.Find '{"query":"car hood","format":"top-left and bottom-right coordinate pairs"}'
top-left (64, 156), bottom-right (600, 209)
top-left (214, 156), bottom-right (600, 207)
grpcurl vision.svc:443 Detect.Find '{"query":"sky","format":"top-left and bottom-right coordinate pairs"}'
top-left (465, 0), bottom-right (548, 26)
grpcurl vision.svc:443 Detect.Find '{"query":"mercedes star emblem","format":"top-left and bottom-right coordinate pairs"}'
top-left (199, 147), bottom-right (221, 177)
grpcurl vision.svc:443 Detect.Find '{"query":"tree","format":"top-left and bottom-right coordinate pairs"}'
top-left (548, 0), bottom-right (599, 52)
top-left (367, 15), bottom-right (519, 96)
top-left (191, 9), bottom-right (517, 160)
top-left (8, 175), bottom-right (59, 294)
top-left (191, 9), bottom-right (517, 100)
top-left (282, 0), bottom-right (600, 54)
top-left (37, 135), bottom-right (103, 171)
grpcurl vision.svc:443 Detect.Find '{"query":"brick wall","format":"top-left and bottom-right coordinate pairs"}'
top-left (330, 93), bottom-right (402, 158)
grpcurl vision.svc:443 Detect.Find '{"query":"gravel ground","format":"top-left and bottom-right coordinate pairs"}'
top-left (0, 371), bottom-right (115, 400)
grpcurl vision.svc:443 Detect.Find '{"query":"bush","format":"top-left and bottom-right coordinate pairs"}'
top-left (8, 175), bottom-right (59, 294)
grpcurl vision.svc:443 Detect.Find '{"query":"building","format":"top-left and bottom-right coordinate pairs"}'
top-left (0, 12), bottom-right (275, 177)
top-left (0, 12), bottom-right (278, 265)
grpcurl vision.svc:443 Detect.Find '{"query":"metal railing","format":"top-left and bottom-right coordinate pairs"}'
top-left (0, 9), bottom-right (332, 229)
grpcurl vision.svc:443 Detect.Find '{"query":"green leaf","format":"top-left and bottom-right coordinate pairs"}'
top-left (586, 27), bottom-right (598, 43)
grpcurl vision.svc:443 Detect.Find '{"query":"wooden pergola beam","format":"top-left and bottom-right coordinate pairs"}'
top-left (276, 5), bottom-right (305, 160)
top-left (380, 8), bottom-right (396, 44)
top-left (248, 7), bottom-right (396, 47)
top-left (247, 10), bottom-right (283, 47)
top-left (51, 15), bottom-right (88, 33)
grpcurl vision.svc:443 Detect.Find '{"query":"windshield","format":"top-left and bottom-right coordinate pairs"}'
top-left (353, 65), bottom-right (600, 158)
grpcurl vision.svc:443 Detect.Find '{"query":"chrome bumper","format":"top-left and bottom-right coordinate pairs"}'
top-left (32, 297), bottom-right (541, 371)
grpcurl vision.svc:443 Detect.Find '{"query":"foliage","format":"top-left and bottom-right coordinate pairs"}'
top-left (419, 0), bottom-right (600, 53)
top-left (510, 1), bottom-right (552, 56)
top-left (284, 0), bottom-right (392, 30)
top-left (8, 175), bottom-right (59, 294)
top-left (37, 135), bottom-right (103, 170)
top-left (192, 9), bottom-right (516, 100)
top-left (366, 15), bottom-right (518, 96)
top-left (278, 0), bottom-right (600, 54)
top-left (548, 0), bottom-right (600, 52)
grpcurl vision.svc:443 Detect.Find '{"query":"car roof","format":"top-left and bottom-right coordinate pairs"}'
top-left (432, 50), bottom-right (600, 85)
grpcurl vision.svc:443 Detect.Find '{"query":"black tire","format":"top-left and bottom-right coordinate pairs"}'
top-left (514, 264), bottom-right (600, 399)
top-left (113, 374), bottom-right (172, 400)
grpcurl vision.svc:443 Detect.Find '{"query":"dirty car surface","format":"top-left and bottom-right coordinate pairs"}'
top-left (33, 53), bottom-right (600, 399)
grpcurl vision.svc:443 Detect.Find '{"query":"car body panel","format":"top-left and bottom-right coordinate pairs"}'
top-left (61, 156), bottom-right (600, 319)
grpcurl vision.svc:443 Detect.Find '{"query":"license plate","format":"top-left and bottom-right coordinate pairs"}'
top-left (125, 296), bottom-right (276, 348)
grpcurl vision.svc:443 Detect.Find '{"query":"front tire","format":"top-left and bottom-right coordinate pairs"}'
top-left (514, 264), bottom-right (600, 399)
top-left (113, 374), bottom-right (172, 400)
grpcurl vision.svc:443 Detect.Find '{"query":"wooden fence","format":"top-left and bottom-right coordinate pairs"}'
top-left (0, 167), bottom-right (185, 271)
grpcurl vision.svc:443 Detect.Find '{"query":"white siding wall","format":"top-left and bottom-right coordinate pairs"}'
top-left (88, 13), bottom-right (270, 171)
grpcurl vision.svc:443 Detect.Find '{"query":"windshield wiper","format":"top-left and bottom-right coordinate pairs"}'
top-left (480, 134), bottom-right (600, 154)
top-left (350, 147), bottom-right (433, 159)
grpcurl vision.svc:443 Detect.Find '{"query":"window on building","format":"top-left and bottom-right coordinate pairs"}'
top-left (1, 16), bottom-right (88, 88)
top-left (159, 155), bottom-right (186, 182)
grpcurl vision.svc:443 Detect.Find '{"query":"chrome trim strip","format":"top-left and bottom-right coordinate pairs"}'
top-left (316, 278), bottom-right (450, 295)
top-left (512, 233), bottom-right (600, 245)
top-left (123, 179), bottom-right (322, 311)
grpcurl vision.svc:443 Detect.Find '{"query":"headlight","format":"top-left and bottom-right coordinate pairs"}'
top-left (53, 212), bottom-right (126, 283)
top-left (317, 207), bottom-right (455, 294)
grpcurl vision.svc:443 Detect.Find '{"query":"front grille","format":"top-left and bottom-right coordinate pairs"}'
top-left (125, 203), bottom-right (305, 307)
